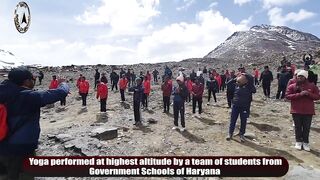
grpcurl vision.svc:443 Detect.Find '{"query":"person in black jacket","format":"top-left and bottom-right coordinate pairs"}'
top-left (94, 69), bottom-right (100, 89)
top-left (0, 68), bottom-right (69, 179)
top-left (259, 66), bottom-right (273, 98)
top-left (206, 76), bottom-right (219, 105)
top-left (128, 78), bottom-right (144, 126)
top-left (126, 70), bottom-right (132, 87)
top-left (110, 70), bottom-right (119, 91)
top-left (276, 66), bottom-right (290, 99)
top-left (152, 69), bottom-right (159, 83)
top-left (220, 70), bottom-right (227, 92)
top-left (190, 69), bottom-right (197, 82)
top-left (226, 74), bottom-right (254, 142)
top-left (38, 71), bottom-right (44, 85)
top-left (172, 75), bottom-right (188, 132)
top-left (226, 70), bottom-right (237, 108)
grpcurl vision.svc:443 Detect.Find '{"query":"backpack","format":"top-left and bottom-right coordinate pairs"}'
top-left (0, 104), bottom-right (8, 141)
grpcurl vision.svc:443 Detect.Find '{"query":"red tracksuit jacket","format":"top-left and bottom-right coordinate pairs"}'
top-left (79, 80), bottom-right (90, 94)
top-left (143, 80), bottom-right (151, 96)
top-left (97, 82), bottom-right (108, 100)
top-left (49, 80), bottom-right (58, 89)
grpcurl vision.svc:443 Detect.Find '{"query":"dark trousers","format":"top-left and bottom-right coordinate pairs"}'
top-left (229, 105), bottom-right (249, 136)
top-left (120, 89), bottom-right (125, 101)
top-left (128, 80), bottom-right (131, 88)
top-left (80, 93), bottom-right (88, 106)
top-left (39, 78), bottom-right (43, 85)
top-left (0, 153), bottom-right (35, 180)
top-left (154, 76), bottom-right (158, 83)
top-left (100, 98), bottom-right (107, 112)
top-left (276, 85), bottom-right (286, 99)
top-left (142, 94), bottom-right (148, 108)
top-left (208, 89), bottom-right (217, 102)
top-left (292, 114), bottom-right (312, 143)
top-left (112, 81), bottom-right (118, 91)
top-left (254, 78), bottom-right (259, 86)
top-left (227, 91), bottom-right (234, 108)
top-left (60, 97), bottom-right (66, 106)
top-left (262, 83), bottom-right (271, 97)
top-left (163, 96), bottom-right (170, 112)
top-left (220, 83), bottom-right (226, 92)
top-left (133, 101), bottom-right (141, 122)
top-left (192, 96), bottom-right (203, 114)
top-left (186, 92), bottom-right (191, 103)
top-left (94, 79), bottom-right (98, 89)
top-left (174, 101), bottom-right (185, 128)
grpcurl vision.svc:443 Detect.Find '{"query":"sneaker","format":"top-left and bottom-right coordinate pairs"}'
top-left (172, 126), bottom-right (178, 130)
top-left (292, 122), bottom-right (295, 127)
top-left (180, 128), bottom-right (186, 132)
top-left (240, 135), bottom-right (246, 142)
top-left (247, 118), bottom-right (251, 124)
top-left (294, 142), bottom-right (302, 150)
top-left (226, 134), bottom-right (232, 141)
top-left (302, 143), bottom-right (311, 152)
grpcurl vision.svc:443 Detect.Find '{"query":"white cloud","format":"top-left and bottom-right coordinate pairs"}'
top-left (137, 10), bottom-right (251, 62)
top-left (262, 0), bottom-right (307, 9)
top-left (176, 0), bottom-right (196, 11)
top-left (268, 7), bottom-right (316, 26)
top-left (76, 0), bottom-right (160, 36)
top-left (209, 2), bottom-right (218, 8)
top-left (234, 0), bottom-right (253, 6)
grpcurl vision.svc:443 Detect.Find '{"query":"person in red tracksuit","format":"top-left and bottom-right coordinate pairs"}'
top-left (286, 70), bottom-right (320, 152)
top-left (119, 75), bottom-right (128, 102)
top-left (142, 76), bottom-right (151, 109)
top-left (192, 78), bottom-right (204, 114)
top-left (76, 74), bottom-right (83, 88)
top-left (185, 77), bottom-right (193, 103)
top-left (78, 76), bottom-right (90, 106)
top-left (161, 76), bottom-right (173, 113)
top-left (49, 75), bottom-right (59, 89)
top-left (146, 71), bottom-right (152, 81)
top-left (215, 73), bottom-right (222, 93)
top-left (96, 81), bottom-right (108, 112)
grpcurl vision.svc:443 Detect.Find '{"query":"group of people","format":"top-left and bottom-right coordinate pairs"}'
top-left (0, 54), bottom-right (319, 179)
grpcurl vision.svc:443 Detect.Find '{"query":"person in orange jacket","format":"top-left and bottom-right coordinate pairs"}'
top-left (49, 75), bottom-right (59, 89)
top-left (96, 80), bottom-right (108, 112)
top-left (119, 74), bottom-right (128, 102)
top-left (185, 77), bottom-right (193, 103)
top-left (78, 76), bottom-right (90, 106)
top-left (142, 76), bottom-right (151, 109)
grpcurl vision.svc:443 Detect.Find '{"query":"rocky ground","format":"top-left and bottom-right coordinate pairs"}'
top-left (1, 63), bottom-right (320, 180)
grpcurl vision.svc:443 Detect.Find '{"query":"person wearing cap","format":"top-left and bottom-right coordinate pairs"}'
top-left (161, 76), bottom-right (173, 113)
top-left (226, 74), bottom-right (254, 142)
top-left (172, 75), bottom-right (188, 132)
top-left (119, 74), bottom-right (128, 102)
top-left (129, 77), bottom-right (144, 126)
top-left (0, 68), bottom-right (69, 179)
top-left (259, 66), bottom-right (273, 98)
top-left (286, 70), bottom-right (320, 152)
top-left (192, 77), bottom-right (204, 115)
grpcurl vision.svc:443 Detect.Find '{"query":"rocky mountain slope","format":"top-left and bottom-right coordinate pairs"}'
top-left (205, 25), bottom-right (320, 67)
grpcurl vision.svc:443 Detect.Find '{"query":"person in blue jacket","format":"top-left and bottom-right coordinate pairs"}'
top-left (0, 68), bottom-right (69, 180)
top-left (226, 73), bottom-right (255, 142)
top-left (128, 77), bottom-right (144, 126)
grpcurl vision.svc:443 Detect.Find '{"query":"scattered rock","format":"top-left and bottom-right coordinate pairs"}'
top-left (90, 127), bottom-right (118, 140)
top-left (63, 138), bottom-right (101, 156)
top-left (244, 132), bottom-right (257, 140)
top-left (96, 112), bottom-right (108, 123)
top-left (45, 104), bottom-right (55, 109)
top-left (148, 118), bottom-right (158, 124)
top-left (121, 102), bottom-right (131, 109)
top-left (55, 134), bottom-right (74, 143)
top-left (285, 165), bottom-right (320, 180)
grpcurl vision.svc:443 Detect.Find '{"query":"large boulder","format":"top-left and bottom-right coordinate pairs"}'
top-left (90, 127), bottom-right (118, 140)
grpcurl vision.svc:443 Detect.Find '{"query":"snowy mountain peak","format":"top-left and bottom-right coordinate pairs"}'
top-left (0, 49), bottom-right (24, 70)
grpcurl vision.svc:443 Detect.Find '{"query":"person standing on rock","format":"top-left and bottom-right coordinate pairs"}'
top-left (142, 76), bottom-right (151, 110)
top-left (276, 66), bottom-right (290, 99)
top-left (172, 75), bottom-right (188, 132)
top-left (94, 69), bottom-right (100, 89)
top-left (206, 75), bottom-right (219, 105)
top-left (96, 80), bottom-right (108, 112)
top-left (0, 68), bottom-right (69, 180)
top-left (226, 70), bottom-right (237, 108)
top-left (152, 69), bottom-right (159, 83)
top-left (78, 76), bottom-right (90, 107)
top-left (129, 78), bottom-right (144, 126)
top-left (119, 74), bottom-right (128, 102)
top-left (192, 77), bottom-right (204, 115)
top-left (259, 66), bottom-right (273, 98)
top-left (286, 70), bottom-right (320, 151)
top-left (38, 71), bottom-right (44, 85)
top-left (161, 76), bottom-right (172, 113)
top-left (226, 74), bottom-right (253, 142)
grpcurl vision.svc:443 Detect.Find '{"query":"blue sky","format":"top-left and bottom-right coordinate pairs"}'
top-left (0, 0), bottom-right (319, 66)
